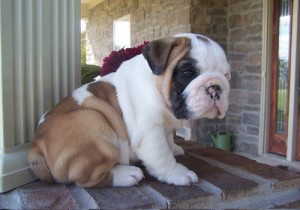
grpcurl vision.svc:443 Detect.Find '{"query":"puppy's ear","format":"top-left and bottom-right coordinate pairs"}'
top-left (142, 37), bottom-right (191, 75)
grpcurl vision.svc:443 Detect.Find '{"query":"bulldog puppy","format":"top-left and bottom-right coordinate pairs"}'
top-left (28, 33), bottom-right (230, 187)
top-left (113, 33), bottom-right (230, 186)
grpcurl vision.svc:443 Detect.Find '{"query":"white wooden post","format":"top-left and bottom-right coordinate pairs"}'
top-left (0, 0), bottom-right (80, 193)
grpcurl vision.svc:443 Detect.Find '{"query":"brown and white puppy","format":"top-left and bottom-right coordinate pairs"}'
top-left (28, 33), bottom-right (230, 187)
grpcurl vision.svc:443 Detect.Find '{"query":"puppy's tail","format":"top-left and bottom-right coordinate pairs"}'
top-left (28, 143), bottom-right (53, 182)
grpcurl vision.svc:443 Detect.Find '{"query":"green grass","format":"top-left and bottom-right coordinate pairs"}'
top-left (277, 89), bottom-right (287, 110)
top-left (276, 89), bottom-right (287, 133)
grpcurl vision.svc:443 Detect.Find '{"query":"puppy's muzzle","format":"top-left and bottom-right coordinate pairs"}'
top-left (206, 84), bottom-right (221, 101)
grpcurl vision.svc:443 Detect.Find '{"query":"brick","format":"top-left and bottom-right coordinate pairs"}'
top-left (243, 105), bottom-right (260, 112)
top-left (232, 42), bottom-right (262, 53)
top-left (184, 144), bottom-right (300, 188)
top-left (229, 53), bottom-right (246, 62)
top-left (145, 179), bottom-right (215, 209)
top-left (229, 1), bottom-right (251, 14)
top-left (229, 62), bottom-right (244, 72)
top-left (254, 10), bottom-right (263, 23)
top-left (211, 23), bottom-right (228, 35)
top-left (246, 34), bottom-right (262, 42)
top-left (19, 181), bottom-right (78, 209)
top-left (212, 0), bottom-right (228, 7)
top-left (0, 189), bottom-right (21, 209)
top-left (85, 187), bottom-right (157, 209)
top-left (272, 177), bottom-right (300, 191)
top-left (192, 25), bottom-right (211, 34)
top-left (243, 13), bottom-right (254, 25)
top-left (246, 126), bottom-right (259, 135)
top-left (179, 7), bottom-right (191, 25)
top-left (248, 92), bottom-right (261, 105)
top-left (127, 0), bottom-right (139, 9)
top-left (246, 51), bottom-right (262, 63)
top-left (138, 0), bottom-right (147, 8)
top-left (183, 146), bottom-right (254, 169)
top-left (227, 125), bottom-right (240, 134)
top-left (67, 185), bottom-right (99, 208)
top-left (274, 199), bottom-right (300, 208)
top-left (241, 75), bottom-right (261, 91)
top-left (228, 103), bottom-right (242, 113)
top-left (229, 90), bottom-right (248, 104)
top-left (229, 29), bottom-right (246, 41)
top-left (207, 8), bottom-right (227, 16)
top-left (193, 15), bottom-right (212, 25)
top-left (229, 15), bottom-right (242, 28)
top-left (192, 0), bottom-right (211, 7)
top-left (245, 64), bottom-right (261, 74)
top-left (246, 24), bottom-right (262, 34)
top-left (243, 112), bottom-right (260, 126)
top-left (226, 114), bottom-right (241, 124)
top-left (234, 141), bottom-right (259, 155)
top-left (176, 154), bottom-right (260, 201)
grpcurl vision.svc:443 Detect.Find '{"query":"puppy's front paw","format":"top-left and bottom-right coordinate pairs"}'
top-left (111, 165), bottom-right (144, 187)
top-left (164, 163), bottom-right (198, 186)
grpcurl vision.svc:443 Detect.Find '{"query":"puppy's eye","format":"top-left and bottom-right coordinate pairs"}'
top-left (182, 70), bottom-right (195, 78)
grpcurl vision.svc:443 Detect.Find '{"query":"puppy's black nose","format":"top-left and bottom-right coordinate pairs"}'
top-left (206, 85), bottom-right (221, 100)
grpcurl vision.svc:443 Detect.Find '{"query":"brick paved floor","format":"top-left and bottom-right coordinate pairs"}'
top-left (1, 139), bottom-right (300, 209)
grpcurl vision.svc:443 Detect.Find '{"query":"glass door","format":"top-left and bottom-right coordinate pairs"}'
top-left (269, 0), bottom-right (293, 156)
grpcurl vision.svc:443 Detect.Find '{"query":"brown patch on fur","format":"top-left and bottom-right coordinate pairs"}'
top-left (142, 37), bottom-right (184, 75)
top-left (28, 143), bottom-right (53, 183)
top-left (86, 82), bottom-right (128, 140)
top-left (28, 81), bottom-right (128, 187)
top-left (150, 37), bottom-right (191, 106)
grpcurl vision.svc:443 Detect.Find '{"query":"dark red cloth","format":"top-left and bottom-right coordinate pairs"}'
top-left (101, 41), bottom-right (149, 76)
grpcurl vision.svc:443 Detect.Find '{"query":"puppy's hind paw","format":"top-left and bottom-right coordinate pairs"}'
top-left (111, 165), bottom-right (144, 187)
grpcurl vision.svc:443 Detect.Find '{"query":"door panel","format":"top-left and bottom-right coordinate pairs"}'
top-left (296, 78), bottom-right (300, 160)
top-left (269, 0), bottom-right (293, 156)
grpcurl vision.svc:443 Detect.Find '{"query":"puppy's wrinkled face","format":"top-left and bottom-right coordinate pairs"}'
top-left (142, 33), bottom-right (230, 120)
top-left (171, 34), bottom-right (230, 120)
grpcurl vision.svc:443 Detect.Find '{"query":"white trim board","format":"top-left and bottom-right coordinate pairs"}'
top-left (259, 0), bottom-right (300, 163)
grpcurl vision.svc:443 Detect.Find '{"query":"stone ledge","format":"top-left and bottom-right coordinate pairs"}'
top-left (1, 139), bottom-right (300, 209)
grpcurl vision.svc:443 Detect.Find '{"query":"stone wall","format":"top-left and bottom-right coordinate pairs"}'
top-left (191, 0), bottom-right (228, 51)
top-left (86, 0), bottom-right (191, 66)
top-left (226, 0), bottom-right (263, 155)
